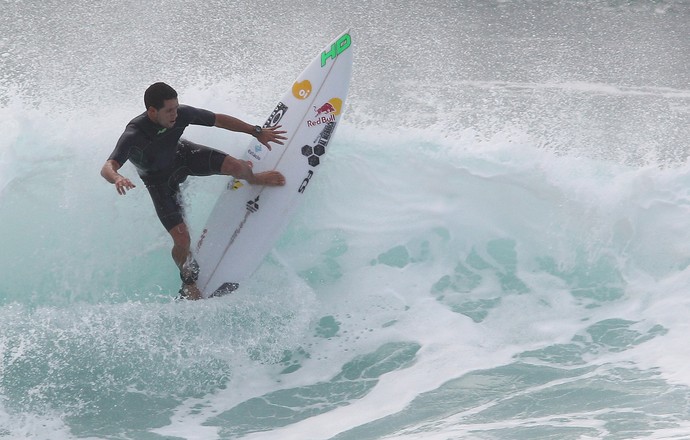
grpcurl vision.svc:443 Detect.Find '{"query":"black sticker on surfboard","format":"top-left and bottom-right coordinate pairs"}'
top-left (301, 121), bottom-right (336, 167)
top-left (263, 102), bottom-right (288, 128)
top-left (246, 195), bottom-right (260, 213)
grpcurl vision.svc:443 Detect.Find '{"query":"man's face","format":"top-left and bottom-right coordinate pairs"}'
top-left (148, 98), bottom-right (179, 129)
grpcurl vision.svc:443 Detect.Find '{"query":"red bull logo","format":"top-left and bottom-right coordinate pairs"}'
top-left (307, 98), bottom-right (342, 127)
top-left (314, 102), bottom-right (336, 116)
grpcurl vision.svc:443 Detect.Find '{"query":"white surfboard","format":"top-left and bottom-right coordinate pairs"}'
top-left (195, 30), bottom-right (354, 298)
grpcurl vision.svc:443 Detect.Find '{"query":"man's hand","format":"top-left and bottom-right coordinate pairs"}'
top-left (114, 176), bottom-right (136, 195)
top-left (101, 159), bottom-right (136, 195)
top-left (255, 125), bottom-right (287, 151)
top-left (213, 114), bottom-right (288, 150)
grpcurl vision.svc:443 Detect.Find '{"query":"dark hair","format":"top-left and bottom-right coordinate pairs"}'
top-left (144, 82), bottom-right (177, 110)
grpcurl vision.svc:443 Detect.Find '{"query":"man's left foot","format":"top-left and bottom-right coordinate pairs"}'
top-left (250, 171), bottom-right (285, 186)
top-left (178, 283), bottom-right (202, 300)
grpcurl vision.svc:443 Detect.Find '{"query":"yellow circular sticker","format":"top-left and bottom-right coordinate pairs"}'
top-left (292, 80), bottom-right (312, 100)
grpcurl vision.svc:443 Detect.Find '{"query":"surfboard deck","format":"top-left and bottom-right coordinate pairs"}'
top-left (194, 30), bottom-right (354, 298)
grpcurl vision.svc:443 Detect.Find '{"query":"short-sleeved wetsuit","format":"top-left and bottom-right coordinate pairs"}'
top-left (108, 105), bottom-right (227, 231)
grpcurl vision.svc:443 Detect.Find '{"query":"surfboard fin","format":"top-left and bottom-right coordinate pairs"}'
top-left (210, 282), bottom-right (240, 298)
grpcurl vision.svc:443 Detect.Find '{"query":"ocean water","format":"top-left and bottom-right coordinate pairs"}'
top-left (2, 0), bottom-right (690, 439)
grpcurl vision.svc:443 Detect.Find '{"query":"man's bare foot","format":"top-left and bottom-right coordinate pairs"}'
top-left (250, 171), bottom-right (286, 186)
top-left (179, 283), bottom-right (202, 300)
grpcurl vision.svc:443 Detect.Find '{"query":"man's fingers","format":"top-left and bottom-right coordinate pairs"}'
top-left (115, 179), bottom-right (135, 195)
top-left (267, 125), bottom-right (287, 137)
top-left (257, 125), bottom-right (287, 151)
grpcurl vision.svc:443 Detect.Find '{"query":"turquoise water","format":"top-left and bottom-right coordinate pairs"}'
top-left (2, 1), bottom-right (690, 439)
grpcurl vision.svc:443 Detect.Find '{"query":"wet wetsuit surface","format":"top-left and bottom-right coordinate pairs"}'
top-left (108, 105), bottom-right (227, 230)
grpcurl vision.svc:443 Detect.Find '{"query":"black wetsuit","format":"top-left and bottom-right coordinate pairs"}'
top-left (108, 105), bottom-right (227, 230)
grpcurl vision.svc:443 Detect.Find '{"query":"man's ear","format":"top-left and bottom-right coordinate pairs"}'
top-left (146, 106), bottom-right (157, 119)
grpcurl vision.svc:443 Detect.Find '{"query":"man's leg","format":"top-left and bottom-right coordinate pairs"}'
top-left (220, 156), bottom-right (285, 186)
top-left (177, 139), bottom-right (285, 186)
top-left (168, 222), bottom-right (202, 300)
top-left (146, 181), bottom-right (202, 300)
top-left (169, 222), bottom-right (191, 270)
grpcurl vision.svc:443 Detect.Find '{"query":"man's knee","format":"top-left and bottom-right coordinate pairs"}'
top-left (168, 223), bottom-right (191, 248)
top-left (221, 155), bottom-right (248, 177)
top-left (220, 155), bottom-right (233, 175)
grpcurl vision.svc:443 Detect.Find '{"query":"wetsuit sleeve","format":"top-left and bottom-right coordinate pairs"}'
top-left (107, 125), bottom-right (137, 166)
top-left (179, 105), bottom-right (216, 127)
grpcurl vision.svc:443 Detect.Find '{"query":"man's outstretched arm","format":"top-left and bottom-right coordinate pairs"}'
top-left (214, 114), bottom-right (287, 150)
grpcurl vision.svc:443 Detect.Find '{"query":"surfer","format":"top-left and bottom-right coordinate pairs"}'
top-left (101, 82), bottom-right (286, 300)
